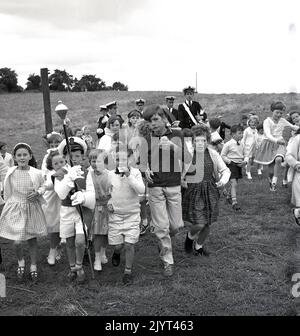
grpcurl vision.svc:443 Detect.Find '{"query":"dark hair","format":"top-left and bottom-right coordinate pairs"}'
top-left (182, 128), bottom-right (193, 137)
top-left (74, 128), bottom-right (82, 135)
top-left (107, 115), bottom-right (124, 128)
top-left (137, 119), bottom-right (152, 137)
top-left (209, 118), bottom-right (221, 130)
top-left (0, 141), bottom-right (7, 150)
top-left (44, 133), bottom-right (63, 144)
top-left (230, 125), bottom-right (244, 134)
top-left (46, 150), bottom-right (61, 170)
top-left (270, 101), bottom-right (286, 112)
top-left (257, 123), bottom-right (263, 132)
top-left (191, 124), bottom-right (211, 143)
top-left (127, 110), bottom-right (142, 127)
top-left (142, 105), bottom-right (167, 122)
top-left (13, 143), bottom-right (37, 167)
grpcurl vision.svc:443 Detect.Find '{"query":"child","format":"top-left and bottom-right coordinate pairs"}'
top-left (285, 124), bottom-right (300, 225)
top-left (107, 146), bottom-right (145, 284)
top-left (0, 142), bottom-right (14, 198)
top-left (182, 124), bottom-right (230, 255)
top-left (255, 124), bottom-right (264, 176)
top-left (54, 137), bottom-right (95, 283)
top-left (221, 125), bottom-right (248, 211)
top-left (74, 128), bottom-right (83, 138)
top-left (0, 143), bottom-right (47, 282)
top-left (82, 125), bottom-right (95, 150)
top-left (209, 118), bottom-right (224, 153)
top-left (126, 110), bottom-right (142, 143)
top-left (241, 114), bottom-right (259, 180)
top-left (89, 149), bottom-right (111, 271)
top-left (254, 101), bottom-right (298, 191)
top-left (43, 150), bottom-right (67, 265)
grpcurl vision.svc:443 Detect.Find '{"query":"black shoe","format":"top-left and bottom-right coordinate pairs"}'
top-left (194, 246), bottom-right (210, 257)
top-left (232, 203), bottom-right (241, 211)
top-left (122, 273), bottom-right (133, 285)
top-left (184, 233), bottom-right (194, 253)
top-left (112, 252), bottom-right (121, 267)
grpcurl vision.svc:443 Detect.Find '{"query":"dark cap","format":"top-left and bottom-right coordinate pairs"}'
top-left (183, 86), bottom-right (195, 94)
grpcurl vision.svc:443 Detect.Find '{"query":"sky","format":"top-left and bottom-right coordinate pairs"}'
top-left (0, 0), bottom-right (300, 93)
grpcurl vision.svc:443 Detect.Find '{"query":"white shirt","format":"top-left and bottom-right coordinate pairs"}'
top-left (263, 117), bottom-right (298, 143)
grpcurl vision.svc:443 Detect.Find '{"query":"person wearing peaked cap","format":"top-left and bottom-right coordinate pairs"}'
top-left (178, 86), bottom-right (206, 131)
top-left (97, 102), bottom-right (124, 140)
top-left (57, 136), bottom-right (88, 157)
top-left (135, 98), bottom-right (145, 114)
top-left (165, 96), bottom-right (179, 124)
top-left (54, 135), bottom-right (95, 283)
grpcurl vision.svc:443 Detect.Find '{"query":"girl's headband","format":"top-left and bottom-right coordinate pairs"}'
top-left (13, 142), bottom-right (32, 152)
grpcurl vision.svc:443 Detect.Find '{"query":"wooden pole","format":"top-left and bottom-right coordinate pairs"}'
top-left (40, 68), bottom-right (53, 134)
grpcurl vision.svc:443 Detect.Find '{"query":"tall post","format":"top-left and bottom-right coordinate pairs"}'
top-left (40, 68), bottom-right (53, 134)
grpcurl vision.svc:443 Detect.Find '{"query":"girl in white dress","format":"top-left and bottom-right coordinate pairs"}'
top-left (254, 102), bottom-right (298, 191)
top-left (0, 143), bottom-right (47, 282)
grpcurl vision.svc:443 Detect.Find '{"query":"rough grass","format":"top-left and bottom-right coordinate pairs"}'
top-left (1, 91), bottom-right (300, 316)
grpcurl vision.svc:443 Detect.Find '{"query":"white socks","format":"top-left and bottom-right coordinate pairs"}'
top-left (194, 242), bottom-right (203, 250)
top-left (30, 264), bottom-right (37, 272)
top-left (272, 176), bottom-right (278, 184)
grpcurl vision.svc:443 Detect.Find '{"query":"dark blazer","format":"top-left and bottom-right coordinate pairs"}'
top-left (177, 101), bottom-right (204, 129)
top-left (219, 121), bottom-right (231, 140)
top-left (163, 108), bottom-right (176, 125)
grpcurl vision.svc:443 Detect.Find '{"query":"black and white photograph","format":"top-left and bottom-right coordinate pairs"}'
top-left (0, 0), bottom-right (300, 320)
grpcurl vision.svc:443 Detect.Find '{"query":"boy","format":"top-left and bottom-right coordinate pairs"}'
top-left (209, 118), bottom-right (224, 153)
top-left (221, 125), bottom-right (248, 211)
top-left (54, 137), bottom-right (95, 283)
top-left (107, 146), bottom-right (145, 284)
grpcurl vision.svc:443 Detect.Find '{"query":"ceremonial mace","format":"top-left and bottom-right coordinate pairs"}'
top-left (55, 101), bottom-right (95, 279)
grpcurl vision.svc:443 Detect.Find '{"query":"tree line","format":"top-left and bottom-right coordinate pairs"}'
top-left (0, 67), bottom-right (128, 93)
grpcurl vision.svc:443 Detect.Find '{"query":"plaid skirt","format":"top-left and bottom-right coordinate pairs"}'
top-left (182, 180), bottom-right (220, 228)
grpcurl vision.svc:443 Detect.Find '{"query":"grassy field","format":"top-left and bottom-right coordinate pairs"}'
top-left (0, 91), bottom-right (300, 316)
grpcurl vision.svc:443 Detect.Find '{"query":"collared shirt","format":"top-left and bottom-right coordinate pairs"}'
top-left (221, 138), bottom-right (247, 164)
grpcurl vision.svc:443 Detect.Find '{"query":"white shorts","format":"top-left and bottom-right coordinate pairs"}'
top-left (60, 206), bottom-right (87, 239)
top-left (108, 212), bottom-right (140, 245)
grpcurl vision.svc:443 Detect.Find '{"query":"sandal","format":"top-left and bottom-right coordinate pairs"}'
top-left (17, 266), bottom-right (25, 281)
top-left (30, 270), bottom-right (38, 283)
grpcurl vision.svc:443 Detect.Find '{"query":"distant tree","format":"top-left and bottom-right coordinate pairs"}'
top-left (71, 77), bottom-right (82, 92)
top-left (0, 67), bottom-right (19, 92)
top-left (112, 81), bottom-right (128, 91)
top-left (25, 73), bottom-right (41, 90)
top-left (49, 69), bottom-right (74, 91)
top-left (78, 74), bottom-right (106, 91)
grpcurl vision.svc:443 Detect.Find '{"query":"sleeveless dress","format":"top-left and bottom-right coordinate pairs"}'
top-left (0, 169), bottom-right (47, 241)
top-left (182, 149), bottom-right (220, 228)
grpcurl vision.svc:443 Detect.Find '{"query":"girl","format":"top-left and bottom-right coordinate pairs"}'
top-left (182, 124), bottom-right (230, 256)
top-left (0, 143), bottom-right (47, 282)
top-left (126, 110), bottom-right (142, 143)
top-left (89, 149), bottom-right (111, 271)
top-left (97, 116), bottom-right (124, 152)
top-left (255, 124), bottom-right (264, 176)
top-left (254, 101), bottom-right (298, 191)
top-left (107, 146), bottom-right (145, 284)
top-left (82, 125), bottom-right (95, 150)
top-left (241, 114), bottom-right (259, 180)
top-left (285, 124), bottom-right (300, 226)
top-left (43, 150), bottom-right (67, 265)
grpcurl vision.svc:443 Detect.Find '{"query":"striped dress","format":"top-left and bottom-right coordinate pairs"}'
top-left (0, 169), bottom-right (47, 241)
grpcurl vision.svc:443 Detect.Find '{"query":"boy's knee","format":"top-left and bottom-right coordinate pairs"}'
top-left (75, 234), bottom-right (85, 248)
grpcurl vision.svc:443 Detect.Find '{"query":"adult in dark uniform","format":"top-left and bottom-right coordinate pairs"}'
top-left (163, 96), bottom-right (180, 128)
top-left (135, 98), bottom-right (146, 115)
top-left (177, 86), bottom-right (206, 130)
top-left (96, 105), bottom-right (108, 139)
top-left (96, 101), bottom-right (124, 139)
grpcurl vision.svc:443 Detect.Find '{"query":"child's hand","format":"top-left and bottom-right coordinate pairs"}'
top-left (145, 168), bottom-right (154, 184)
top-left (70, 191), bottom-right (85, 206)
top-left (27, 191), bottom-right (40, 201)
top-left (295, 164), bottom-right (300, 172)
top-left (216, 181), bottom-right (224, 188)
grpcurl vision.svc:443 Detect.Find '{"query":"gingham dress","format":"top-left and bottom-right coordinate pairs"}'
top-left (0, 169), bottom-right (47, 241)
top-left (182, 149), bottom-right (220, 228)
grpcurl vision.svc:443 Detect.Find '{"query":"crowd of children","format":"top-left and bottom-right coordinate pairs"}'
top-left (1, 94), bottom-right (300, 286)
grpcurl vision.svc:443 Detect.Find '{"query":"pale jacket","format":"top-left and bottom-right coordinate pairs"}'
top-left (263, 117), bottom-right (298, 143)
top-left (285, 134), bottom-right (300, 183)
top-left (54, 168), bottom-right (95, 210)
top-left (3, 166), bottom-right (46, 204)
